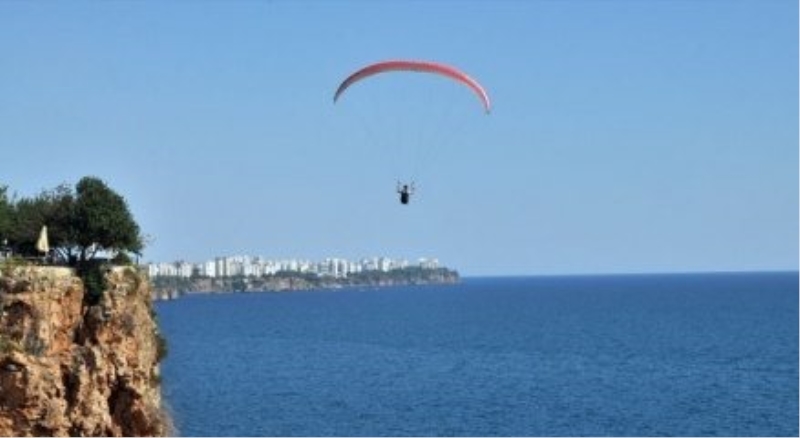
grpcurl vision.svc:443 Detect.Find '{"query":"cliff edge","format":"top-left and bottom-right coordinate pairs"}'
top-left (0, 265), bottom-right (170, 436)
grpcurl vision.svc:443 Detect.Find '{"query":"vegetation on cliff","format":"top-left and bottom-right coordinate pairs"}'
top-left (0, 177), bottom-right (143, 265)
top-left (1, 177), bottom-right (146, 308)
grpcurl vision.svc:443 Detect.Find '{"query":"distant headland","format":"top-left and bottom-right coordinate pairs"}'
top-left (148, 255), bottom-right (460, 300)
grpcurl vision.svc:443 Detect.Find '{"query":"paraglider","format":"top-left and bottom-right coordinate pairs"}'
top-left (334, 60), bottom-right (491, 114)
top-left (333, 59), bottom-right (490, 205)
top-left (397, 182), bottom-right (415, 205)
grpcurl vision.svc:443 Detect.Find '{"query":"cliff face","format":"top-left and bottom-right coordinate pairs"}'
top-left (0, 266), bottom-right (170, 436)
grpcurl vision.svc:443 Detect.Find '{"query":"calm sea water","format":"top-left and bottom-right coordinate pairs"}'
top-left (156, 273), bottom-right (798, 436)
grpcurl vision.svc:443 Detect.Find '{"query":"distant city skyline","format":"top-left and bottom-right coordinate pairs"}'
top-left (147, 254), bottom-right (443, 280)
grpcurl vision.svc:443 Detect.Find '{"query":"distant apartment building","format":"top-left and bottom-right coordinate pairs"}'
top-left (201, 260), bottom-right (216, 278)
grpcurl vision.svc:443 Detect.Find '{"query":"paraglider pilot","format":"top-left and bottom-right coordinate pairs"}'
top-left (397, 182), bottom-right (415, 205)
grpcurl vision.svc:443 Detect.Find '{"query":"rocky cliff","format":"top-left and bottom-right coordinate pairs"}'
top-left (0, 265), bottom-right (170, 436)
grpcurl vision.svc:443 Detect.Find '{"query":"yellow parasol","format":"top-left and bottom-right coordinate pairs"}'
top-left (36, 225), bottom-right (49, 255)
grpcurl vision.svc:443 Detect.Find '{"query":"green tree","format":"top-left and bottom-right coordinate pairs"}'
top-left (1, 177), bottom-right (143, 264)
top-left (72, 176), bottom-right (143, 264)
top-left (5, 184), bottom-right (75, 259)
top-left (8, 195), bottom-right (45, 257)
top-left (43, 185), bottom-right (78, 262)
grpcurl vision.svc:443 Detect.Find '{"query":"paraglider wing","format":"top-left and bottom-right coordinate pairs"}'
top-left (333, 60), bottom-right (491, 113)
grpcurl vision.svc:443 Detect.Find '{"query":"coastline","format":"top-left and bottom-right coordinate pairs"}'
top-left (151, 267), bottom-right (460, 300)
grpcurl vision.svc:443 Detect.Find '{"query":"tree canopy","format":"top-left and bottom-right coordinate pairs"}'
top-left (0, 177), bottom-right (143, 265)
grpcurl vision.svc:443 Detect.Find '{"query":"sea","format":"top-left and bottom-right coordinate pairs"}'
top-left (155, 272), bottom-right (799, 437)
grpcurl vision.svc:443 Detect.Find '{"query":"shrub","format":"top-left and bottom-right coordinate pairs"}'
top-left (155, 331), bottom-right (168, 362)
top-left (78, 261), bottom-right (109, 306)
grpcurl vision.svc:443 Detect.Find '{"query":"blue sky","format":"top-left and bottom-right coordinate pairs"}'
top-left (1, 1), bottom-right (797, 276)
